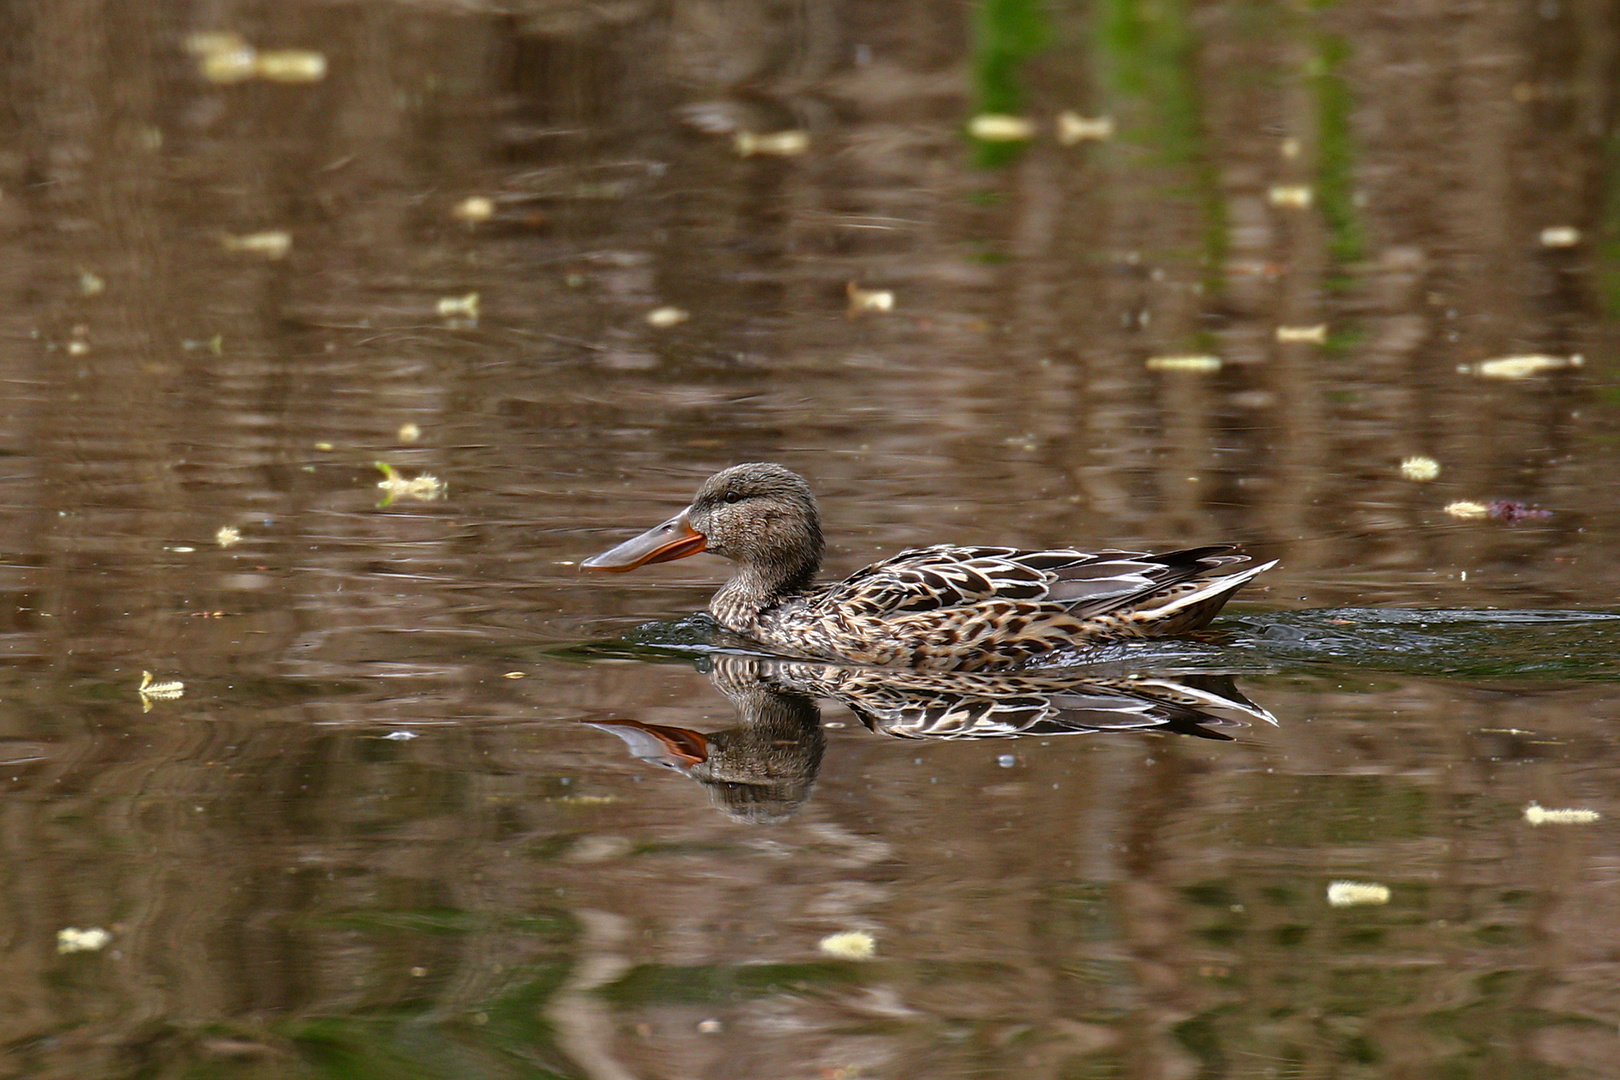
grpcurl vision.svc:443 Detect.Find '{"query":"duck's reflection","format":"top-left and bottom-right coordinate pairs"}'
top-left (590, 655), bottom-right (1275, 823)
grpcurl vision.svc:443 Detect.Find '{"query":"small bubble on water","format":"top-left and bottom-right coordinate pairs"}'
top-left (997, 754), bottom-right (1017, 768)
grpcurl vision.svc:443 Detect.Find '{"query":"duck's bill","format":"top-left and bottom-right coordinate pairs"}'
top-left (586, 720), bottom-right (709, 768)
top-left (581, 511), bottom-right (707, 571)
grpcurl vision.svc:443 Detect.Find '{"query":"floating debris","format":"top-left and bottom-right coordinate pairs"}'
top-left (846, 282), bottom-right (894, 315)
top-left (697, 1019), bottom-right (724, 1034)
top-left (1399, 456), bottom-right (1441, 482)
top-left (733, 130), bottom-right (809, 157)
top-left (818, 930), bottom-right (876, 960)
top-left (1462, 354), bottom-right (1583, 379)
top-left (1444, 499), bottom-right (1552, 523)
top-left (375, 462), bottom-right (446, 506)
top-left (194, 36), bottom-right (259, 83)
top-left (181, 334), bottom-right (224, 355)
top-left (254, 50), bottom-right (326, 83)
top-left (502, 671), bottom-right (526, 679)
top-left (398, 422), bottom-right (421, 443)
top-left (57, 927), bottom-right (112, 953)
top-left (1146, 354), bottom-right (1222, 372)
top-left (215, 525), bottom-right (242, 548)
top-left (1275, 324), bottom-right (1327, 344)
top-left (645, 306), bottom-right (689, 328)
top-left (313, 441), bottom-right (335, 452)
top-left (138, 671), bottom-right (185, 712)
top-left (1539, 226), bottom-right (1580, 248)
top-left (1487, 500), bottom-right (1552, 523)
top-left (1056, 112), bottom-right (1114, 145)
top-left (1524, 801), bottom-right (1600, 825)
top-left (187, 33), bottom-right (326, 84)
top-left (221, 231), bottom-right (291, 259)
top-left (969, 114), bottom-right (1036, 142)
top-left (1327, 881), bottom-right (1390, 907)
top-left (1279, 136), bottom-right (1302, 160)
top-left (381, 731), bottom-right (418, 741)
top-left (436, 292), bottom-right (479, 320)
top-left (452, 196), bottom-right (495, 225)
top-left (1267, 184), bottom-right (1314, 209)
top-left (78, 270), bottom-right (105, 297)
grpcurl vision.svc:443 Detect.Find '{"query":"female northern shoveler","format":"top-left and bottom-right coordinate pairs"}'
top-left (582, 463), bottom-right (1275, 671)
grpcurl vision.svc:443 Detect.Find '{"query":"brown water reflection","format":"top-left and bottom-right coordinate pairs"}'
top-left (4, 0), bottom-right (1620, 1076)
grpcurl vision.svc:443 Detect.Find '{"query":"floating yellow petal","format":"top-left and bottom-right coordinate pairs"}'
top-left (734, 130), bottom-right (809, 157)
top-left (1275, 324), bottom-right (1327, 344)
top-left (437, 293), bottom-right (480, 319)
top-left (646, 306), bottom-right (689, 328)
top-left (1462, 354), bottom-right (1583, 379)
top-left (452, 196), bottom-right (495, 224)
top-left (1444, 501), bottom-right (1489, 519)
top-left (969, 114), bottom-right (1036, 142)
top-left (215, 525), bottom-right (242, 548)
top-left (846, 282), bottom-right (894, 315)
top-left (138, 670), bottom-right (185, 712)
top-left (1539, 226), bottom-right (1580, 248)
top-left (254, 50), bottom-right (326, 83)
top-left (1524, 801), bottom-right (1600, 825)
top-left (57, 927), bottom-right (112, 953)
top-left (1326, 881), bottom-right (1390, 907)
top-left (1146, 355), bottom-right (1222, 372)
top-left (375, 462), bottom-right (446, 506)
top-left (818, 931), bottom-right (876, 959)
top-left (200, 43), bottom-right (259, 84)
top-left (222, 231), bottom-right (291, 259)
top-left (1056, 112), bottom-right (1114, 145)
top-left (1267, 185), bottom-right (1314, 209)
top-left (1399, 456), bottom-right (1440, 482)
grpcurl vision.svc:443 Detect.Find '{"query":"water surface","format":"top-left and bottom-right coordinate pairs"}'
top-left (3, 1), bottom-right (1620, 1077)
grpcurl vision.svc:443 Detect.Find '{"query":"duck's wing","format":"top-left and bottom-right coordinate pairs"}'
top-left (769, 664), bottom-right (1268, 742)
top-left (817, 544), bottom-right (1250, 619)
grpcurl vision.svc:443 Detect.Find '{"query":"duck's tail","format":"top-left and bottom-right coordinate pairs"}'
top-left (1126, 558), bottom-right (1278, 635)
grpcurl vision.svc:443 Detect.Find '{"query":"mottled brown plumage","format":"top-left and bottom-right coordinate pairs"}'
top-left (583, 463), bottom-right (1276, 671)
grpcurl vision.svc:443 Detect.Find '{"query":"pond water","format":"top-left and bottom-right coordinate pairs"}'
top-left (3, 1), bottom-right (1620, 1077)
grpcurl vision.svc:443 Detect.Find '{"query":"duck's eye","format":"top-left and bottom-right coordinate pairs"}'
top-left (723, 491), bottom-right (743, 504)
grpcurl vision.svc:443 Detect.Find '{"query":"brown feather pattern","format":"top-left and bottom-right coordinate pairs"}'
top-left (590, 464), bottom-right (1276, 671)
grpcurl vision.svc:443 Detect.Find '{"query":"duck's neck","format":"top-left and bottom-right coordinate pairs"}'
top-left (710, 542), bottom-right (821, 631)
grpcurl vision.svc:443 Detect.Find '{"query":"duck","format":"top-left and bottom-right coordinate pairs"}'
top-left (589, 654), bottom-right (1275, 823)
top-left (582, 463), bottom-right (1276, 671)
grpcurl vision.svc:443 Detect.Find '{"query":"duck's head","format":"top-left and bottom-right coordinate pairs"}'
top-left (582, 463), bottom-right (824, 589)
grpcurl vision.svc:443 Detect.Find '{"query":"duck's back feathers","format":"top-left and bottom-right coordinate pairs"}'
top-left (824, 544), bottom-right (1246, 616)
top-left (779, 544), bottom-right (1272, 669)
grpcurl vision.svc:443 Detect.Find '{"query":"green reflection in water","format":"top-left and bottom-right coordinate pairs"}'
top-left (1097, 0), bottom-right (1227, 289)
top-left (971, 0), bottom-right (1049, 167)
top-left (1311, 31), bottom-right (1364, 284)
top-left (271, 906), bottom-right (579, 1078)
top-left (1600, 124), bottom-right (1620, 314)
top-left (601, 960), bottom-right (871, 1006)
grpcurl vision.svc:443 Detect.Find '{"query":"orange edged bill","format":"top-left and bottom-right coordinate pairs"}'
top-left (581, 511), bottom-right (706, 571)
top-left (586, 720), bottom-right (710, 769)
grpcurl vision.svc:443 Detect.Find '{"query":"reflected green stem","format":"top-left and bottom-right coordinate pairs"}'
top-left (972, 0), bottom-right (1049, 167)
top-left (1097, 0), bottom-right (1227, 291)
